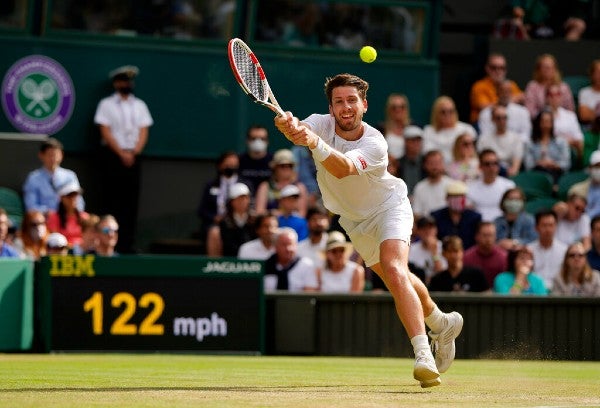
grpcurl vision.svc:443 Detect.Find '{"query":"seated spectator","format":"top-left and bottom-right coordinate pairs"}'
top-left (255, 149), bottom-right (309, 217)
top-left (397, 125), bottom-right (426, 196)
top-left (46, 232), bottom-right (69, 255)
top-left (467, 149), bottom-right (516, 222)
top-left (0, 208), bottom-right (20, 258)
top-left (411, 150), bottom-right (452, 217)
top-left (206, 183), bottom-right (255, 257)
top-left (382, 93), bottom-right (413, 160)
top-left (524, 54), bottom-right (575, 119)
top-left (292, 145), bottom-right (320, 208)
top-left (568, 150), bottom-right (600, 218)
top-left (553, 193), bottom-right (591, 249)
top-left (524, 109), bottom-right (571, 183)
top-left (587, 215), bottom-right (600, 270)
top-left (527, 210), bottom-right (567, 289)
top-left (46, 182), bottom-right (89, 248)
top-left (297, 205), bottom-right (330, 267)
top-left (469, 53), bottom-right (523, 124)
top-left (479, 80), bottom-right (532, 144)
top-left (12, 210), bottom-right (48, 260)
top-left (552, 242), bottom-right (600, 296)
top-left (318, 231), bottom-right (365, 293)
top-left (76, 213), bottom-right (100, 255)
top-left (431, 181), bottom-right (482, 249)
top-left (238, 125), bottom-right (273, 192)
top-left (583, 116), bottom-right (600, 167)
top-left (264, 227), bottom-right (319, 292)
top-left (238, 212), bottom-right (279, 260)
top-left (578, 59), bottom-right (600, 125)
top-left (546, 84), bottom-right (584, 158)
top-left (276, 184), bottom-right (309, 241)
top-left (423, 96), bottom-right (477, 164)
top-left (463, 222), bottom-right (508, 287)
top-left (408, 215), bottom-right (447, 283)
top-left (494, 245), bottom-right (548, 295)
top-left (476, 105), bottom-right (524, 177)
top-left (494, 187), bottom-right (538, 250)
top-left (428, 236), bottom-right (489, 293)
top-left (197, 151), bottom-right (253, 243)
top-left (23, 137), bottom-right (84, 214)
top-left (446, 132), bottom-right (480, 183)
top-left (95, 215), bottom-right (119, 257)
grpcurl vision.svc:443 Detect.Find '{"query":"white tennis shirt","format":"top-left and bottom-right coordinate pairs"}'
top-left (303, 114), bottom-right (408, 222)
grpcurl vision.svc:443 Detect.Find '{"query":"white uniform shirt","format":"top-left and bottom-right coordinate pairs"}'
top-left (94, 93), bottom-right (154, 150)
top-left (320, 260), bottom-right (359, 293)
top-left (302, 114), bottom-right (407, 222)
top-left (466, 177), bottom-right (515, 222)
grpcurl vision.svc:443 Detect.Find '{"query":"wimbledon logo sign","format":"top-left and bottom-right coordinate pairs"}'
top-left (1, 55), bottom-right (75, 134)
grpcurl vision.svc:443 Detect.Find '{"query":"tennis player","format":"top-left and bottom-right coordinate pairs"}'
top-left (274, 73), bottom-right (463, 388)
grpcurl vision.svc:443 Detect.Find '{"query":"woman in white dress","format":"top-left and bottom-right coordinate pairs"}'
top-left (318, 231), bottom-right (365, 293)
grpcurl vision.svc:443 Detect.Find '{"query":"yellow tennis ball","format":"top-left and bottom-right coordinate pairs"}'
top-left (359, 46), bottom-right (377, 63)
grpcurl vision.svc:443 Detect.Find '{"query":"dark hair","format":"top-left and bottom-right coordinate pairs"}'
top-left (534, 209), bottom-right (557, 225)
top-left (40, 137), bottom-right (63, 153)
top-left (442, 235), bottom-right (463, 251)
top-left (478, 148), bottom-right (497, 162)
top-left (531, 109), bottom-right (554, 143)
top-left (475, 221), bottom-right (495, 235)
top-left (324, 73), bottom-right (369, 105)
top-left (246, 125), bottom-right (268, 139)
top-left (506, 245), bottom-right (533, 274)
top-left (305, 205), bottom-right (329, 220)
top-left (591, 215), bottom-right (600, 230)
top-left (253, 211), bottom-right (277, 232)
top-left (216, 150), bottom-right (239, 168)
top-left (499, 187), bottom-right (525, 212)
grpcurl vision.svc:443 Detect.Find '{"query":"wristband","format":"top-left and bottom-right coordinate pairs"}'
top-left (310, 138), bottom-right (331, 162)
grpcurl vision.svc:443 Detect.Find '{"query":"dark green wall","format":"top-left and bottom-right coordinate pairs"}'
top-left (0, 35), bottom-right (439, 159)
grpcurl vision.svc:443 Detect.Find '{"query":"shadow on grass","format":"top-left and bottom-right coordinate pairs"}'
top-left (0, 385), bottom-right (428, 395)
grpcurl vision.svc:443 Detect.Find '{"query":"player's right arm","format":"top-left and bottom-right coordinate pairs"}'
top-left (274, 112), bottom-right (358, 179)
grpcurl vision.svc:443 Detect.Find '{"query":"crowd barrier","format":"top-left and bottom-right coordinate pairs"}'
top-left (1, 256), bottom-right (599, 360)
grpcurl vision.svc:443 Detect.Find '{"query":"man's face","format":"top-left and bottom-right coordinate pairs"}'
top-left (308, 213), bottom-right (329, 234)
top-left (0, 214), bottom-right (8, 241)
top-left (477, 224), bottom-right (496, 250)
top-left (486, 56), bottom-right (507, 83)
top-left (443, 247), bottom-right (463, 268)
top-left (424, 153), bottom-right (445, 179)
top-left (536, 215), bottom-right (557, 240)
top-left (258, 216), bottom-right (278, 242)
top-left (480, 153), bottom-right (499, 179)
top-left (492, 106), bottom-right (508, 133)
top-left (276, 233), bottom-right (297, 264)
top-left (329, 86), bottom-right (367, 133)
top-left (39, 147), bottom-right (63, 171)
top-left (98, 220), bottom-right (119, 248)
top-left (591, 221), bottom-right (600, 245)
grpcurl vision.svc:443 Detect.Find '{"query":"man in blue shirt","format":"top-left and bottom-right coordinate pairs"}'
top-left (22, 138), bottom-right (84, 214)
top-left (0, 209), bottom-right (19, 258)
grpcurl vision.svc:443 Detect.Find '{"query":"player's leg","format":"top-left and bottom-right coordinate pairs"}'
top-left (408, 272), bottom-right (464, 373)
top-left (370, 239), bottom-right (440, 388)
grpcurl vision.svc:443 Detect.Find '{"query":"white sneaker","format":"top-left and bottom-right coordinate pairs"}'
top-left (413, 349), bottom-right (441, 388)
top-left (429, 311), bottom-right (464, 373)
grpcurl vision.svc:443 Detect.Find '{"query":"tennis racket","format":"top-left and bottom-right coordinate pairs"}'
top-left (228, 38), bottom-right (285, 116)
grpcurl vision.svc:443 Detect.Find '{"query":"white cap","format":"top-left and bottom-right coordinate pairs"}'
top-left (446, 180), bottom-right (468, 195)
top-left (57, 181), bottom-right (82, 196)
top-left (47, 232), bottom-right (68, 248)
top-left (404, 125), bottom-right (424, 139)
top-left (280, 184), bottom-right (301, 199)
top-left (590, 150), bottom-right (600, 166)
top-left (228, 183), bottom-right (250, 200)
top-left (109, 65), bottom-right (139, 80)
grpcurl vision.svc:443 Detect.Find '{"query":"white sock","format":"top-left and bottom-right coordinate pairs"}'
top-left (410, 334), bottom-right (430, 354)
top-left (424, 306), bottom-right (445, 333)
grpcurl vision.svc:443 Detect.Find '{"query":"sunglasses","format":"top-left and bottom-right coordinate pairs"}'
top-left (481, 161), bottom-right (499, 167)
top-left (493, 115), bottom-right (508, 120)
top-left (488, 64), bottom-right (506, 71)
top-left (567, 253), bottom-right (585, 258)
top-left (101, 227), bottom-right (119, 235)
top-left (277, 163), bottom-right (294, 169)
top-left (390, 104), bottom-right (406, 109)
top-left (439, 108), bottom-right (455, 115)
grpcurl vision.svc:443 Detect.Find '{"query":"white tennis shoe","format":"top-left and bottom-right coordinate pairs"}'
top-left (429, 311), bottom-right (464, 373)
top-left (413, 349), bottom-right (441, 388)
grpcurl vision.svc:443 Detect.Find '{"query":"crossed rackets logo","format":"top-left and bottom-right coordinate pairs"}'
top-left (19, 76), bottom-right (57, 118)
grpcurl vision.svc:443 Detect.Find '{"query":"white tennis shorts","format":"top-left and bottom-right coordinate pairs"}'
top-left (339, 196), bottom-right (413, 267)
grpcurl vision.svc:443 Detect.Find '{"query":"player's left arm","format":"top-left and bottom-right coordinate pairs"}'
top-left (275, 112), bottom-right (358, 179)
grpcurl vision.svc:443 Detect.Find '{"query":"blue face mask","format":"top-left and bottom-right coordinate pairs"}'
top-left (503, 199), bottom-right (524, 214)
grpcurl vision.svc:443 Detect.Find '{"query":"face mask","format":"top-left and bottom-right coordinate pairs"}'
top-left (117, 86), bottom-right (133, 95)
top-left (248, 139), bottom-right (267, 153)
top-left (221, 167), bottom-right (238, 178)
top-left (591, 168), bottom-right (600, 183)
top-left (448, 196), bottom-right (466, 212)
top-left (503, 198), bottom-right (524, 214)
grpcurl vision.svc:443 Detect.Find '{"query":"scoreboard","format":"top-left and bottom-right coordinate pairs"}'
top-left (37, 255), bottom-right (264, 353)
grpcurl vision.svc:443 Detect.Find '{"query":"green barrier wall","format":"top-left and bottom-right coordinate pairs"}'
top-left (0, 258), bottom-right (34, 351)
top-left (0, 35), bottom-right (438, 158)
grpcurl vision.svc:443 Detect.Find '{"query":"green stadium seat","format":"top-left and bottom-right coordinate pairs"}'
top-left (557, 171), bottom-right (589, 200)
top-left (563, 75), bottom-right (589, 107)
top-left (511, 171), bottom-right (554, 200)
top-left (525, 197), bottom-right (559, 215)
top-left (0, 186), bottom-right (24, 228)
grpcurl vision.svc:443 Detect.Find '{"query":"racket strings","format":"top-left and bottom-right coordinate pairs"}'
top-left (231, 42), bottom-right (267, 101)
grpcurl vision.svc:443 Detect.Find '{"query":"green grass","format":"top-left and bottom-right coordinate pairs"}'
top-left (1, 354), bottom-right (600, 407)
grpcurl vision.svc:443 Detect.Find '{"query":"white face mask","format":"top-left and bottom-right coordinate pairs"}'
top-left (248, 139), bottom-right (267, 153)
top-left (591, 168), bottom-right (600, 183)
